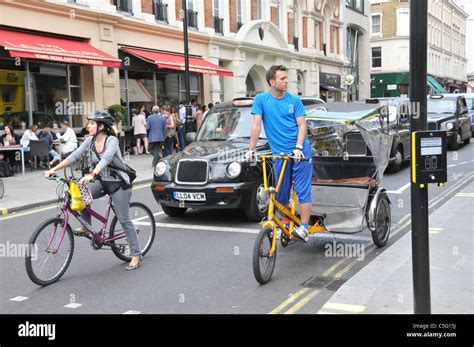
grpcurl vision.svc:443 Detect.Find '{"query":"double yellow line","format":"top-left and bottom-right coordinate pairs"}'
top-left (269, 256), bottom-right (357, 314)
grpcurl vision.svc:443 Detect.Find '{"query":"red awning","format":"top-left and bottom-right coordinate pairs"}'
top-left (122, 47), bottom-right (233, 77)
top-left (0, 29), bottom-right (121, 68)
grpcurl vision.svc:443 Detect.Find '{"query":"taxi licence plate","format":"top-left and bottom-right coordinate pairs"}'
top-left (173, 192), bottom-right (206, 201)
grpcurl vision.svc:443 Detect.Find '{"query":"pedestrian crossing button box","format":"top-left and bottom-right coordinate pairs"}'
top-left (412, 131), bottom-right (447, 186)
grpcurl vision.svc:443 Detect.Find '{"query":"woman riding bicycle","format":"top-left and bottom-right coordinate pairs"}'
top-left (43, 111), bottom-right (143, 270)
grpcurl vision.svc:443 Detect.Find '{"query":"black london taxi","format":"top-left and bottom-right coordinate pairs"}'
top-left (151, 98), bottom-right (272, 221)
top-left (427, 94), bottom-right (471, 150)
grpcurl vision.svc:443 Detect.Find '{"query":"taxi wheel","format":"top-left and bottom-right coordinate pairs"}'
top-left (244, 177), bottom-right (269, 222)
top-left (449, 130), bottom-right (461, 150)
top-left (161, 205), bottom-right (187, 217)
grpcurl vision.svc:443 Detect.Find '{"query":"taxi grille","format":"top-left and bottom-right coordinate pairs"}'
top-left (428, 122), bottom-right (438, 130)
top-left (176, 159), bottom-right (208, 184)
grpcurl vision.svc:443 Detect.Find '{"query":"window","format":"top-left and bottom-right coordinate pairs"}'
top-left (371, 14), bottom-right (381, 36)
top-left (372, 47), bottom-right (382, 68)
top-left (237, 0), bottom-right (243, 29)
top-left (396, 8), bottom-right (409, 36)
top-left (257, 0), bottom-right (262, 20)
top-left (114, 0), bottom-right (133, 14)
top-left (213, 0), bottom-right (219, 17)
top-left (346, 0), bottom-right (364, 13)
top-left (153, 0), bottom-right (168, 22)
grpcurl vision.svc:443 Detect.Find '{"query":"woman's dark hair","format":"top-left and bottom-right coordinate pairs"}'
top-left (5, 125), bottom-right (15, 136)
top-left (96, 122), bottom-right (117, 137)
top-left (266, 65), bottom-right (287, 86)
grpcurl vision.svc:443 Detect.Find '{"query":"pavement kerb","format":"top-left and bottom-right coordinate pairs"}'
top-left (0, 178), bottom-right (153, 216)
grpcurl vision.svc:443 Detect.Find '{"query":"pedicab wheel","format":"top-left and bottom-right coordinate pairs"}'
top-left (253, 227), bottom-right (276, 285)
top-left (371, 192), bottom-right (391, 247)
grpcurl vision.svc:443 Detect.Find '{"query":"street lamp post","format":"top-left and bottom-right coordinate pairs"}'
top-left (182, 0), bottom-right (195, 142)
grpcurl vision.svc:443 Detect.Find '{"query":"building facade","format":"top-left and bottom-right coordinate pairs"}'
top-left (0, 0), bottom-right (371, 132)
top-left (455, 0), bottom-right (474, 92)
top-left (370, 0), bottom-right (468, 98)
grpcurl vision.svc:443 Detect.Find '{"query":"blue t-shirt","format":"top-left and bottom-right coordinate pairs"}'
top-left (251, 91), bottom-right (309, 154)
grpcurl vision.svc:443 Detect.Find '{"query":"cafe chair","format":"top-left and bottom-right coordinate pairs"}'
top-left (29, 140), bottom-right (50, 170)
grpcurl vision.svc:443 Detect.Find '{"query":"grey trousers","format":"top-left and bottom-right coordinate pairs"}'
top-left (80, 180), bottom-right (142, 256)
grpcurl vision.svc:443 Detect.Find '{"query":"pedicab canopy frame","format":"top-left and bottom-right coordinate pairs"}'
top-left (305, 102), bottom-right (393, 182)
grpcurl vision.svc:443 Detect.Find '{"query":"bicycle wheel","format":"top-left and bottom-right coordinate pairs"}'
top-left (109, 202), bottom-right (156, 262)
top-left (252, 227), bottom-right (277, 285)
top-left (0, 178), bottom-right (4, 200)
top-left (25, 218), bottom-right (74, 286)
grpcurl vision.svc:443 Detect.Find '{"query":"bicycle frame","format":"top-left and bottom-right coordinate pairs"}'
top-left (260, 155), bottom-right (327, 256)
top-left (47, 185), bottom-right (126, 252)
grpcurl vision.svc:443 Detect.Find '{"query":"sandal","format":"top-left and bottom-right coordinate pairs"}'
top-left (126, 255), bottom-right (143, 271)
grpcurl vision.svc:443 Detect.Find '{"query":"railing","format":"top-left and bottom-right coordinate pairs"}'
top-left (154, 1), bottom-right (168, 23)
top-left (115, 0), bottom-right (133, 14)
top-left (293, 36), bottom-right (299, 51)
top-left (187, 10), bottom-right (198, 29)
top-left (237, 21), bottom-right (244, 30)
top-left (214, 16), bottom-right (224, 34)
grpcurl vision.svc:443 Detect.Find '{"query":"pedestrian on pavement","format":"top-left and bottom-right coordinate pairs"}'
top-left (178, 101), bottom-right (186, 151)
top-left (171, 106), bottom-right (180, 153)
top-left (195, 104), bottom-right (204, 131)
top-left (131, 108), bottom-right (150, 155)
top-left (162, 106), bottom-right (175, 157)
top-left (247, 64), bottom-right (312, 242)
top-left (203, 103), bottom-right (213, 120)
top-left (146, 105), bottom-right (167, 167)
top-left (43, 111), bottom-right (143, 270)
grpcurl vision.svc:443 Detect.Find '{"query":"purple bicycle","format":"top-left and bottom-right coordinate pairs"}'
top-left (25, 174), bottom-right (156, 286)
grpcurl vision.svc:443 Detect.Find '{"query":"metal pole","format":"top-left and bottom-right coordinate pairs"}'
top-left (409, 0), bottom-right (431, 314)
top-left (182, 0), bottom-right (195, 141)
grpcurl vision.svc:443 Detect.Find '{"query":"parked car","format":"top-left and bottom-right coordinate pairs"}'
top-left (300, 96), bottom-right (325, 107)
top-left (455, 93), bottom-right (474, 136)
top-left (151, 98), bottom-right (271, 221)
top-left (427, 94), bottom-right (471, 149)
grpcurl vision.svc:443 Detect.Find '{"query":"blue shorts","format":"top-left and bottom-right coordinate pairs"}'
top-left (272, 143), bottom-right (312, 206)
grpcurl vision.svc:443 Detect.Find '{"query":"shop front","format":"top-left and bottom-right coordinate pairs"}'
top-left (118, 47), bottom-right (232, 126)
top-left (0, 27), bottom-right (120, 131)
top-left (319, 72), bottom-right (347, 103)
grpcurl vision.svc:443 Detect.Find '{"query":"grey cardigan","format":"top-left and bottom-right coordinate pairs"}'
top-left (66, 136), bottom-right (129, 184)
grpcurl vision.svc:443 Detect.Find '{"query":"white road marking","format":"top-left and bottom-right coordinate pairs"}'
top-left (387, 182), bottom-right (411, 194)
top-left (9, 296), bottom-right (28, 302)
top-left (64, 303), bottom-right (82, 309)
top-left (123, 310), bottom-right (141, 314)
top-left (155, 222), bottom-right (260, 234)
top-left (321, 302), bottom-right (366, 313)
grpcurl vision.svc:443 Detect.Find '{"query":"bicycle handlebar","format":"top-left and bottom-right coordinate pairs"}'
top-left (257, 153), bottom-right (310, 162)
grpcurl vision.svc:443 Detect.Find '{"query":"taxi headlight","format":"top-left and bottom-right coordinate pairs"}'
top-left (446, 122), bottom-right (454, 130)
top-left (155, 161), bottom-right (167, 176)
top-left (226, 161), bottom-right (242, 178)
